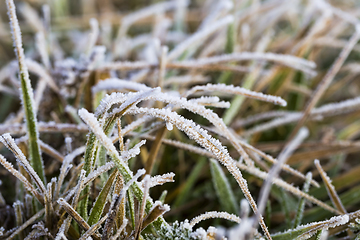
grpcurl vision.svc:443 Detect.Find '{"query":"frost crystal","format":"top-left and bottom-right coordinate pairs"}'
top-left (166, 121), bottom-right (173, 131)
top-left (144, 220), bottom-right (201, 240)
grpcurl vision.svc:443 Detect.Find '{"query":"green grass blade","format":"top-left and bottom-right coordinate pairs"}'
top-left (79, 133), bottom-right (99, 220)
top-left (88, 169), bottom-right (118, 226)
top-left (128, 189), bottom-right (136, 229)
top-left (98, 146), bottom-right (108, 185)
top-left (294, 172), bottom-right (312, 228)
top-left (6, 0), bottom-right (45, 184)
top-left (159, 190), bottom-right (167, 204)
top-left (209, 158), bottom-right (238, 214)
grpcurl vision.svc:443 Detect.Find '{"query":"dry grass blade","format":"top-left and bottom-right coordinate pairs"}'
top-left (13, 201), bottom-right (24, 240)
top-left (61, 170), bottom-right (87, 233)
top-left (145, 126), bottom-right (167, 175)
top-left (166, 62), bottom-right (255, 73)
top-left (135, 133), bottom-right (317, 189)
top-left (25, 59), bottom-right (60, 93)
top-left (57, 198), bottom-right (101, 240)
top-left (38, 139), bottom-right (64, 162)
top-left (114, 172), bottom-right (125, 230)
top-left (16, 136), bottom-right (64, 163)
top-left (117, 118), bottom-right (125, 152)
top-left (103, 168), bottom-right (150, 238)
top-left (314, 159), bottom-right (347, 214)
top-left (141, 202), bottom-right (169, 231)
top-left (133, 175), bottom-right (151, 240)
top-left (92, 78), bottom-right (151, 94)
top-left (71, 170), bottom-right (86, 209)
top-left (234, 111), bottom-right (292, 128)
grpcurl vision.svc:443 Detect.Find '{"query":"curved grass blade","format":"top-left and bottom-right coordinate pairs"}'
top-left (314, 159), bottom-right (347, 214)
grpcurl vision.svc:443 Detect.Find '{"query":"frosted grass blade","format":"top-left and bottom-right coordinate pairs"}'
top-left (272, 215), bottom-right (349, 240)
top-left (294, 172), bottom-right (313, 228)
top-left (6, 0), bottom-right (45, 183)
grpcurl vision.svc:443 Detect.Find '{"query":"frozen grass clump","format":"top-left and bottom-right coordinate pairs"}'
top-left (1, 0), bottom-right (360, 239)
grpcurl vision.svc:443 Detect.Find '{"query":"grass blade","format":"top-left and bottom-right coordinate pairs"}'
top-left (5, 0), bottom-right (45, 184)
top-left (272, 215), bottom-right (349, 240)
top-left (209, 158), bottom-right (238, 214)
top-left (294, 172), bottom-right (313, 228)
top-left (314, 159), bottom-right (347, 214)
top-left (88, 169), bottom-right (118, 226)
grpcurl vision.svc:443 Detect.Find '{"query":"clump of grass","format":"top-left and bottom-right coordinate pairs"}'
top-left (1, 0), bottom-right (360, 239)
